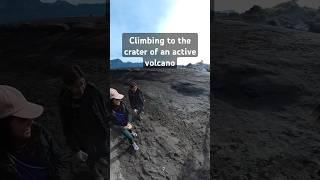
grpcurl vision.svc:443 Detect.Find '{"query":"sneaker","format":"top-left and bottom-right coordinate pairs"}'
top-left (131, 131), bottom-right (138, 137)
top-left (132, 142), bottom-right (139, 151)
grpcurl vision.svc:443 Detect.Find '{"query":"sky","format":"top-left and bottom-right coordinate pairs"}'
top-left (110, 0), bottom-right (210, 65)
top-left (215, 0), bottom-right (320, 13)
top-left (41, 0), bottom-right (210, 65)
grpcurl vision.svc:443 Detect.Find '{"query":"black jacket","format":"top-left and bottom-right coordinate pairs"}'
top-left (128, 88), bottom-right (144, 110)
top-left (59, 83), bottom-right (109, 153)
top-left (0, 123), bottom-right (71, 180)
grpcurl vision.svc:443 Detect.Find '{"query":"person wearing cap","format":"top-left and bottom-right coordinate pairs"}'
top-left (110, 88), bottom-right (139, 151)
top-left (59, 65), bottom-right (109, 180)
top-left (0, 85), bottom-right (71, 180)
top-left (128, 81), bottom-right (145, 120)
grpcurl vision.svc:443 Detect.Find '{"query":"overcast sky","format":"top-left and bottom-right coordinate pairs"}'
top-left (215, 0), bottom-right (320, 12)
top-left (111, 0), bottom-right (210, 65)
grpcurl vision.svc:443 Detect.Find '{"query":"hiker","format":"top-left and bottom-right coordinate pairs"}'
top-left (128, 81), bottom-right (145, 120)
top-left (0, 85), bottom-right (71, 180)
top-left (59, 65), bottom-right (109, 180)
top-left (110, 88), bottom-right (139, 151)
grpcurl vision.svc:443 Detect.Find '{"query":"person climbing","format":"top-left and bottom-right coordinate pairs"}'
top-left (59, 65), bottom-right (109, 180)
top-left (110, 88), bottom-right (139, 151)
top-left (128, 81), bottom-right (145, 121)
top-left (0, 85), bottom-right (72, 180)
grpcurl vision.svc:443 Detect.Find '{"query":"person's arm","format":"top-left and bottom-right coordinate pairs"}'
top-left (138, 90), bottom-right (145, 106)
top-left (123, 103), bottom-right (133, 122)
top-left (128, 91), bottom-right (134, 109)
top-left (92, 88), bottom-right (110, 132)
top-left (59, 92), bottom-right (80, 152)
top-left (40, 126), bottom-right (73, 180)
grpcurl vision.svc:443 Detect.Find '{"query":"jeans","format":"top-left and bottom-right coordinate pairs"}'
top-left (121, 128), bottom-right (134, 144)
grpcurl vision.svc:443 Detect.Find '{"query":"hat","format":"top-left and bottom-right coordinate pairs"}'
top-left (0, 85), bottom-right (44, 119)
top-left (110, 88), bottom-right (124, 100)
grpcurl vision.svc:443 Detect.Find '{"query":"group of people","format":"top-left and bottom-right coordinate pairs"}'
top-left (0, 65), bottom-right (145, 180)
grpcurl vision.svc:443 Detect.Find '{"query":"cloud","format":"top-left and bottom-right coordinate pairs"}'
top-left (159, 0), bottom-right (210, 65)
top-left (110, 0), bottom-right (171, 62)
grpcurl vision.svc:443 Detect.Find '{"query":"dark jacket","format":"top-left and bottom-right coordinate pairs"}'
top-left (0, 123), bottom-right (71, 180)
top-left (128, 88), bottom-right (144, 110)
top-left (59, 83), bottom-right (109, 153)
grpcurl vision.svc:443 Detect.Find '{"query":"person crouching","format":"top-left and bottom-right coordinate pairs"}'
top-left (128, 81), bottom-right (145, 121)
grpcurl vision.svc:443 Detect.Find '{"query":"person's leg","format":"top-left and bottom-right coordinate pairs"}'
top-left (120, 128), bottom-right (139, 150)
top-left (128, 129), bottom-right (137, 137)
top-left (121, 128), bottom-right (134, 144)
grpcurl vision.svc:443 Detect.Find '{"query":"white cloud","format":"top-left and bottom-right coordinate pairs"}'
top-left (159, 0), bottom-right (210, 65)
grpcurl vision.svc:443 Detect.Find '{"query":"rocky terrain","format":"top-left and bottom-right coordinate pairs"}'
top-left (110, 68), bottom-right (210, 180)
top-left (213, 19), bottom-right (320, 179)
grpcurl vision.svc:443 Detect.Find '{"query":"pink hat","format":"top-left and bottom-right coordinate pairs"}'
top-left (110, 88), bottom-right (124, 100)
top-left (0, 85), bottom-right (43, 119)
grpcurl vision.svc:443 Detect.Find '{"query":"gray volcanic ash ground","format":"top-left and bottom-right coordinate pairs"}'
top-left (110, 69), bottom-right (210, 180)
top-left (213, 19), bottom-right (320, 179)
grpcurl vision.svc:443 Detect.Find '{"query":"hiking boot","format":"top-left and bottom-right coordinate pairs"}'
top-left (132, 142), bottom-right (139, 151)
top-left (131, 131), bottom-right (138, 137)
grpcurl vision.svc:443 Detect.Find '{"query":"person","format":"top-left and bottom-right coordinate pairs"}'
top-left (59, 65), bottom-right (109, 180)
top-left (128, 81), bottom-right (145, 120)
top-left (0, 85), bottom-right (71, 180)
top-left (110, 88), bottom-right (139, 151)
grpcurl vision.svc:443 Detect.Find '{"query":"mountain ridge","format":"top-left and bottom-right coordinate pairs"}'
top-left (0, 0), bottom-right (106, 24)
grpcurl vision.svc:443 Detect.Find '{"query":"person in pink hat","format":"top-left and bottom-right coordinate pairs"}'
top-left (0, 85), bottom-right (71, 180)
top-left (110, 88), bottom-right (139, 151)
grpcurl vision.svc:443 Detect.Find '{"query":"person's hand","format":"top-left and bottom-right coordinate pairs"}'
top-left (124, 123), bottom-right (132, 130)
top-left (76, 150), bottom-right (88, 162)
top-left (133, 109), bottom-right (138, 115)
